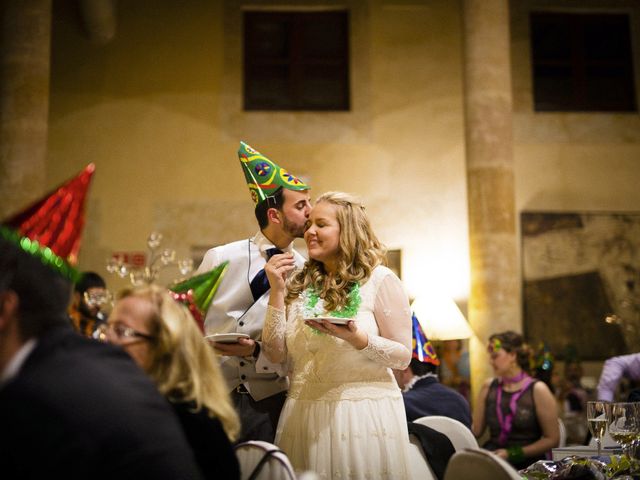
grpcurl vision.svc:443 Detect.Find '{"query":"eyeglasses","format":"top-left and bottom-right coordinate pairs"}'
top-left (93, 322), bottom-right (155, 343)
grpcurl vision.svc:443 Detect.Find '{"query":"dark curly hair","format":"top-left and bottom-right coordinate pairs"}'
top-left (0, 236), bottom-right (72, 339)
top-left (489, 330), bottom-right (532, 373)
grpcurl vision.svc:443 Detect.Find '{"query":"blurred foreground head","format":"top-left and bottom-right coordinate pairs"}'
top-left (0, 234), bottom-right (73, 341)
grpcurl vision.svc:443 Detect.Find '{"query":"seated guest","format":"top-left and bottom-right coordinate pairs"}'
top-left (597, 352), bottom-right (640, 401)
top-left (68, 270), bottom-right (109, 337)
top-left (0, 230), bottom-right (204, 479)
top-left (556, 358), bottom-right (589, 445)
top-left (532, 342), bottom-right (555, 394)
top-left (439, 338), bottom-right (471, 401)
top-left (102, 285), bottom-right (240, 480)
top-left (472, 331), bottom-right (559, 470)
top-left (394, 315), bottom-right (472, 428)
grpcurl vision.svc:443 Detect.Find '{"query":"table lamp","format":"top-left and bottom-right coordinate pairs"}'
top-left (410, 295), bottom-right (473, 340)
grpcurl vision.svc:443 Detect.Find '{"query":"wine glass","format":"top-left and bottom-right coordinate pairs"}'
top-left (587, 401), bottom-right (609, 456)
top-left (608, 402), bottom-right (640, 458)
top-left (83, 288), bottom-right (113, 311)
top-left (178, 258), bottom-right (194, 276)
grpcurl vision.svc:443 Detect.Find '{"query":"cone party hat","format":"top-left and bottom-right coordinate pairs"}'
top-left (2, 164), bottom-right (95, 265)
top-left (170, 261), bottom-right (229, 333)
top-left (412, 313), bottom-right (440, 365)
top-left (238, 141), bottom-right (309, 205)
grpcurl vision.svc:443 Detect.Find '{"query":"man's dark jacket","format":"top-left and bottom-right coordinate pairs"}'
top-left (403, 375), bottom-right (472, 427)
top-left (0, 326), bottom-right (204, 480)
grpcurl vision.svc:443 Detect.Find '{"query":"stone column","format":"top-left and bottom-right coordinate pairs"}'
top-left (0, 0), bottom-right (52, 218)
top-left (462, 0), bottom-right (519, 401)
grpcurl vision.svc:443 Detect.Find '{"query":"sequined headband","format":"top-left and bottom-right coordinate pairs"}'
top-left (0, 225), bottom-right (82, 284)
top-left (487, 338), bottom-right (503, 354)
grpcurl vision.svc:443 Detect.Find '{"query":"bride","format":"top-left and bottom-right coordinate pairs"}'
top-left (263, 191), bottom-right (412, 479)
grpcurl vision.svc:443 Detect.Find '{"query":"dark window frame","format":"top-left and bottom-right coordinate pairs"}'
top-left (243, 10), bottom-right (350, 111)
top-left (530, 11), bottom-right (637, 112)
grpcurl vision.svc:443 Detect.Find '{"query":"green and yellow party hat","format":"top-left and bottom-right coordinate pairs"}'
top-left (238, 141), bottom-right (309, 205)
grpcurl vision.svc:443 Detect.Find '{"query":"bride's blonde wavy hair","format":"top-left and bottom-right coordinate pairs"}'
top-left (286, 191), bottom-right (387, 310)
top-left (117, 285), bottom-right (240, 441)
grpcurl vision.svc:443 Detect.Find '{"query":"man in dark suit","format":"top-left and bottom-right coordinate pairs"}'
top-left (0, 230), bottom-right (204, 479)
top-left (394, 315), bottom-right (472, 428)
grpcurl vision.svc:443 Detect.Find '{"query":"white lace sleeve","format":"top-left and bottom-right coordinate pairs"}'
top-left (262, 305), bottom-right (287, 364)
top-left (361, 272), bottom-right (412, 370)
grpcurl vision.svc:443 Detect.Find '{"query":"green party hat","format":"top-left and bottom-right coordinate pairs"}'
top-left (238, 141), bottom-right (309, 205)
top-left (169, 261), bottom-right (229, 332)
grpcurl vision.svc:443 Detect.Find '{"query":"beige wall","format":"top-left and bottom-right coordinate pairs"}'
top-left (510, 0), bottom-right (640, 388)
top-left (47, 0), bottom-right (472, 298)
top-left (40, 0), bottom-right (640, 385)
top-left (511, 0), bottom-right (640, 215)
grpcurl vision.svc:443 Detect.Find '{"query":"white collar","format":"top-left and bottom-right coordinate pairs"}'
top-left (252, 231), bottom-right (294, 256)
top-left (403, 372), bottom-right (438, 392)
top-left (0, 338), bottom-right (37, 388)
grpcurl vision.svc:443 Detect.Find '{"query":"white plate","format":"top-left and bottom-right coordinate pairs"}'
top-left (205, 333), bottom-right (250, 343)
top-left (303, 316), bottom-right (354, 325)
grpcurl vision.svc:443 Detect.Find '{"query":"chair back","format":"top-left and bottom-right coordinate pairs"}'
top-left (557, 417), bottom-right (567, 447)
top-left (408, 437), bottom-right (438, 480)
top-left (443, 449), bottom-right (522, 480)
top-left (234, 440), bottom-right (297, 480)
top-left (413, 415), bottom-right (479, 451)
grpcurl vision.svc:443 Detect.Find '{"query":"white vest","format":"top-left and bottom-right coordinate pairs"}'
top-left (198, 236), bottom-right (305, 401)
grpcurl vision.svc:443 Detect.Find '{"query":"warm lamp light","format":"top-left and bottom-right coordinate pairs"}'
top-left (410, 295), bottom-right (473, 340)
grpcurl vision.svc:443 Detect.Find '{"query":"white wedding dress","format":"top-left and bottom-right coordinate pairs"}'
top-left (263, 265), bottom-right (412, 479)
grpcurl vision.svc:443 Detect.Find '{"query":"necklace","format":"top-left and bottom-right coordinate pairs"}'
top-left (302, 282), bottom-right (361, 319)
top-left (502, 370), bottom-right (528, 384)
top-left (495, 374), bottom-right (533, 446)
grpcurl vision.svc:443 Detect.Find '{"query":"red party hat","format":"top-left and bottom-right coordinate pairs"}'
top-left (2, 164), bottom-right (95, 265)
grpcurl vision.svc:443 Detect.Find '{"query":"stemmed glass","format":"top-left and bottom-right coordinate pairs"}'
top-left (587, 401), bottom-right (609, 456)
top-left (84, 289), bottom-right (113, 323)
top-left (608, 402), bottom-right (640, 459)
top-left (84, 289), bottom-right (113, 311)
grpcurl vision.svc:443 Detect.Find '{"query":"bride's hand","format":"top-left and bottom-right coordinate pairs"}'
top-left (305, 319), bottom-right (368, 350)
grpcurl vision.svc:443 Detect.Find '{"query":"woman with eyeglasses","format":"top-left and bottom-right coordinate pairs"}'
top-left (101, 285), bottom-right (240, 480)
top-left (471, 330), bottom-right (559, 470)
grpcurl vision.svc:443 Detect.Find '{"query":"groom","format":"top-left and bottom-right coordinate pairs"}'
top-left (197, 142), bottom-right (311, 442)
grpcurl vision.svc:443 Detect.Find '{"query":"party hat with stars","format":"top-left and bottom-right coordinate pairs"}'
top-left (412, 313), bottom-right (440, 365)
top-left (238, 141), bottom-right (309, 205)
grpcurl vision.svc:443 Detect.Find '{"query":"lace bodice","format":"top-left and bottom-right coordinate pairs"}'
top-left (263, 265), bottom-right (412, 401)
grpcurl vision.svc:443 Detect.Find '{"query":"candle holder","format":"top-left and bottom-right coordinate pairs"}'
top-left (106, 231), bottom-right (193, 286)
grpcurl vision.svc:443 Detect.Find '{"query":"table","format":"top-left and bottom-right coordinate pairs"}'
top-left (552, 445), bottom-right (622, 461)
